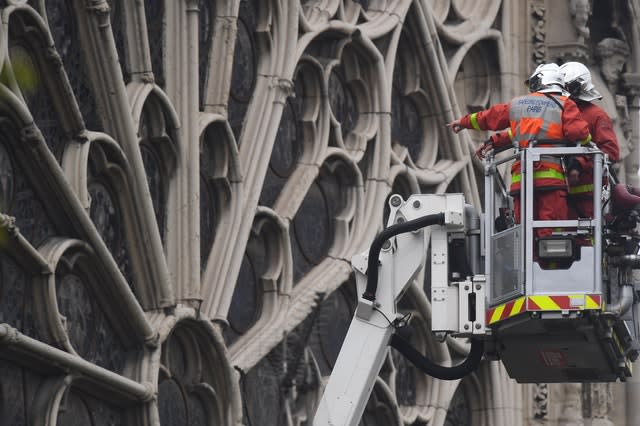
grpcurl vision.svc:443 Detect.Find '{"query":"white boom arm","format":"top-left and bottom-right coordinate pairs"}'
top-left (313, 194), bottom-right (484, 425)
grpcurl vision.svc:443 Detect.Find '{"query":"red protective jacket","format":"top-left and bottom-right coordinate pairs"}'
top-left (568, 101), bottom-right (619, 198)
top-left (460, 92), bottom-right (591, 193)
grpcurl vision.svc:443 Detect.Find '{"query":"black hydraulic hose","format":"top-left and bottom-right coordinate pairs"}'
top-left (390, 334), bottom-right (484, 380)
top-left (362, 213), bottom-right (445, 301)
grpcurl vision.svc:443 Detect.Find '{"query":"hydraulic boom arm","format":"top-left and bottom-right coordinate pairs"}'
top-left (312, 194), bottom-right (486, 425)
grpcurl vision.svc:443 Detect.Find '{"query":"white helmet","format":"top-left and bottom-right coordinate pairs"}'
top-left (525, 63), bottom-right (566, 94)
top-left (559, 61), bottom-right (602, 102)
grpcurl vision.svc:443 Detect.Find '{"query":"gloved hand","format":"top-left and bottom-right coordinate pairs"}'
top-left (475, 139), bottom-right (493, 159)
top-left (566, 157), bottom-right (582, 186)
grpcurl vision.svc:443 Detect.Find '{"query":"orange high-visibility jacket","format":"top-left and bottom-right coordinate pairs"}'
top-left (459, 92), bottom-right (591, 194)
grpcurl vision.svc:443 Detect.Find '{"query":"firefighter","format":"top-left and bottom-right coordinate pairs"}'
top-left (448, 63), bottom-right (592, 237)
top-left (560, 61), bottom-right (620, 219)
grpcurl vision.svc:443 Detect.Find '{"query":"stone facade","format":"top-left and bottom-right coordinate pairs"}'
top-left (0, 0), bottom-right (638, 425)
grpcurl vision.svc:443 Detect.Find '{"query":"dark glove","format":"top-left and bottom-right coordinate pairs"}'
top-left (565, 157), bottom-right (582, 186)
top-left (566, 157), bottom-right (583, 173)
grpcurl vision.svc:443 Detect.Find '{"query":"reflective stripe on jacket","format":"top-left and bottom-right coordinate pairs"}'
top-left (458, 92), bottom-right (591, 194)
top-left (509, 93), bottom-right (569, 193)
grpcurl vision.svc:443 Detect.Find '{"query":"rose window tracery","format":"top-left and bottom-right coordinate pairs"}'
top-left (0, 1), bottom-right (635, 425)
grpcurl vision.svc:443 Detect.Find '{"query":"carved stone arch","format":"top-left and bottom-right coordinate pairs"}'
top-left (435, 0), bottom-right (502, 44)
top-left (199, 115), bottom-right (241, 273)
top-left (35, 377), bottom-right (132, 426)
top-left (61, 132), bottom-right (173, 309)
top-left (355, 0), bottom-right (410, 26)
top-left (284, 151), bottom-right (362, 279)
top-left (393, 1), bottom-right (481, 207)
top-left (322, 33), bottom-right (381, 157)
top-left (128, 85), bottom-right (181, 245)
top-left (225, 208), bottom-right (292, 354)
top-left (155, 313), bottom-right (242, 426)
top-left (61, 132), bottom-right (131, 212)
top-left (450, 35), bottom-right (504, 145)
top-left (299, 0), bottom-right (341, 31)
top-left (204, 0), bottom-right (297, 327)
top-left (430, 0), bottom-right (452, 25)
top-left (295, 28), bottom-right (391, 246)
top-left (4, 5), bottom-right (85, 160)
top-left (391, 24), bottom-right (445, 170)
top-left (129, 84), bottom-right (181, 144)
top-left (34, 238), bottom-right (146, 371)
top-left (293, 56), bottom-right (329, 166)
top-left (259, 56), bottom-right (329, 209)
top-left (229, 0), bottom-right (298, 132)
top-left (322, 151), bottom-right (362, 257)
top-left (0, 113), bottom-right (156, 342)
top-left (30, 375), bottom-right (72, 426)
top-left (449, 35), bottom-right (504, 105)
top-left (55, 383), bottom-right (126, 426)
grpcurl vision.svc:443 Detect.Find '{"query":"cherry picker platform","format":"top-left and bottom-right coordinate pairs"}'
top-left (313, 144), bottom-right (640, 426)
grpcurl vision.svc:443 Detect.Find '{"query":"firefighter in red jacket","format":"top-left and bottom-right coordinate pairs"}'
top-left (560, 61), bottom-right (620, 219)
top-left (448, 63), bottom-right (592, 237)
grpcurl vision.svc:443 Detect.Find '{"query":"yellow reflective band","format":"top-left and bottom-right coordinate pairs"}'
top-left (529, 296), bottom-right (561, 310)
top-left (510, 297), bottom-right (525, 317)
top-left (585, 295), bottom-right (600, 309)
top-left (470, 113), bottom-right (481, 130)
top-left (511, 169), bottom-right (565, 184)
top-left (580, 134), bottom-right (592, 145)
top-left (569, 183), bottom-right (594, 194)
top-left (491, 304), bottom-right (505, 324)
top-left (507, 128), bottom-right (513, 139)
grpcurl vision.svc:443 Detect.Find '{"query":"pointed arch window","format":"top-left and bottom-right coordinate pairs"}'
top-left (138, 97), bottom-right (177, 245)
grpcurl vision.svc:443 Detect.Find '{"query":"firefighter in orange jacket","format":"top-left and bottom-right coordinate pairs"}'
top-left (560, 61), bottom-right (620, 219)
top-left (448, 63), bottom-right (592, 237)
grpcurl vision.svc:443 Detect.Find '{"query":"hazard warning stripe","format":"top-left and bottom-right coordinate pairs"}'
top-left (486, 296), bottom-right (526, 325)
top-left (486, 294), bottom-right (602, 325)
top-left (527, 294), bottom-right (602, 311)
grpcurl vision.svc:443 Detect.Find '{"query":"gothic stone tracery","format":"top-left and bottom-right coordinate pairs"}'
top-left (0, 1), bottom-right (638, 425)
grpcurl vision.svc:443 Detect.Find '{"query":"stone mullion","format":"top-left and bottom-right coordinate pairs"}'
top-left (349, 32), bottom-right (393, 253)
top-left (204, 0), bottom-right (299, 322)
top-left (203, 13), bottom-right (238, 115)
top-left (164, 0), bottom-right (201, 305)
top-left (210, 75), bottom-right (291, 319)
top-left (416, 2), bottom-right (481, 208)
top-left (501, 0), bottom-right (526, 101)
top-left (73, 0), bottom-right (174, 309)
top-left (121, 0), bottom-right (154, 82)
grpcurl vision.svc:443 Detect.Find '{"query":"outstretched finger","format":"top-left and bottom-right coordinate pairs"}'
top-left (447, 121), bottom-right (462, 133)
